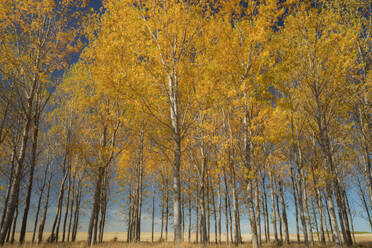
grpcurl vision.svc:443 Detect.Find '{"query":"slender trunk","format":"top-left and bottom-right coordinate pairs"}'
top-left (182, 195), bottom-right (185, 242)
top-left (160, 191), bottom-right (164, 241)
top-left (324, 194), bottom-right (335, 242)
top-left (32, 161), bottom-right (50, 243)
top-left (200, 176), bottom-right (207, 245)
top-left (0, 150), bottom-right (16, 230)
top-left (0, 68), bottom-right (39, 244)
top-left (217, 180), bottom-right (222, 244)
top-left (38, 173), bottom-right (52, 243)
top-left (55, 187), bottom-right (64, 242)
top-left (152, 187), bottom-right (155, 243)
top-left (255, 179), bottom-right (261, 246)
top-left (297, 170), bottom-right (308, 246)
top-left (336, 185), bottom-right (353, 246)
top-left (136, 173), bottom-right (143, 242)
top-left (165, 189), bottom-right (169, 241)
top-left (0, 120), bottom-right (32, 244)
top-left (344, 191), bottom-right (356, 243)
top-left (127, 184), bottom-right (132, 242)
top-left (51, 157), bottom-right (68, 241)
top-left (211, 184), bottom-right (217, 244)
top-left (172, 134), bottom-right (182, 243)
top-left (262, 175), bottom-right (270, 243)
top-left (87, 167), bottom-right (103, 245)
top-left (262, 186), bottom-right (268, 243)
top-left (323, 201), bottom-right (331, 242)
top-left (304, 184), bottom-right (314, 245)
top-left (20, 113), bottom-right (40, 243)
top-left (5, 218), bottom-right (11, 243)
top-left (72, 184), bottom-right (82, 242)
top-left (247, 181), bottom-right (258, 247)
top-left (224, 173), bottom-right (229, 244)
top-left (67, 176), bottom-right (76, 242)
top-left (358, 105), bottom-right (372, 209)
top-left (10, 206), bottom-right (18, 244)
top-left (316, 188), bottom-right (326, 243)
top-left (207, 182), bottom-right (211, 243)
top-left (269, 171), bottom-right (278, 244)
top-left (188, 198), bottom-right (191, 242)
top-left (279, 181), bottom-right (289, 244)
top-left (311, 199), bottom-right (320, 242)
top-left (98, 179), bottom-right (107, 243)
top-left (358, 179), bottom-right (372, 230)
top-left (243, 106), bottom-right (258, 248)
top-left (231, 165), bottom-right (240, 246)
top-left (99, 189), bottom-right (107, 243)
top-left (290, 168), bottom-right (300, 243)
top-left (228, 195), bottom-right (233, 243)
top-left (326, 188), bottom-right (341, 246)
top-left (196, 183), bottom-right (199, 243)
top-left (199, 134), bottom-right (208, 246)
top-left (275, 185), bottom-right (283, 243)
top-left (62, 164), bottom-right (72, 242)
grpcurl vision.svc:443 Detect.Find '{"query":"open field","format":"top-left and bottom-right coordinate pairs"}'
top-left (2, 233), bottom-right (372, 247)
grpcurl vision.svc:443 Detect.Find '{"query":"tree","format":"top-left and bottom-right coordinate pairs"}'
top-left (0, 0), bottom-right (90, 244)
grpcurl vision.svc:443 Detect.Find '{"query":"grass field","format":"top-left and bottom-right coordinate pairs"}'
top-left (2, 233), bottom-right (372, 247)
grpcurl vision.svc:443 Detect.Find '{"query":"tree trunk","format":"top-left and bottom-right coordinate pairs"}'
top-left (269, 171), bottom-right (279, 244)
top-left (243, 106), bottom-right (258, 248)
top-left (87, 167), bottom-right (103, 245)
top-left (228, 196), bottom-right (233, 244)
top-left (290, 167), bottom-right (300, 243)
top-left (196, 182), bottom-right (199, 243)
top-left (165, 189), bottom-right (169, 241)
top-left (262, 175), bottom-right (270, 243)
top-left (275, 185), bottom-right (283, 243)
top-left (311, 199), bottom-right (320, 242)
top-left (211, 184), bottom-right (217, 244)
top-left (358, 179), bottom-right (372, 230)
top-left (326, 188), bottom-right (341, 246)
top-left (62, 163), bottom-right (72, 242)
top-left (223, 171), bottom-right (229, 244)
top-left (324, 194), bottom-right (335, 242)
top-left (10, 206), bottom-right (18, 244)
top-left (255, 180), bottom-right (261, 246)
top-left (217, 180), bottom-right (222, 244)
top-left (51, 157), bottom-right (68, 242)
top-left (0, 68), bottom-right (39, 244)
top-left (38, 173), bottom-right (52, 243)
top-left (160, 191), bottom-right (164, 241)
top-left (32, 160), bottom-right (50, 243)
top-left (20, 112), bottom-right (40, 243)
top-left (67, 175), bottom-right (76, 242)
top-left (336, 185), bottom-right (353, 246)
top-left (188, 198), bottom-right (191, 242)
top-left (279, 181), bottom-right (289, 244)
top-left (344, 191), bottom-right (356, 243)
top-left (72, 184), bottom-right (82, 242)
top-left (0, 150), bottom-right (16, 231)
top-left (0, 118), bottom-right (32, 244)
top-left (127, 184), bottom-right (132, 242)
top-left (316, 188), bottom-right (326, 243)
top-left (304, 184), bottom-right (314, 246)
top-left (152, 186), bottom-right (155, 243)
top-left (172, 136), bottom-right (182, 243)
top-left (297, 170), bottom-right (308, 246)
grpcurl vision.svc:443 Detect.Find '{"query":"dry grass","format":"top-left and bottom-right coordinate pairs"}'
top-left (2, 233), bottom-right (372, 248)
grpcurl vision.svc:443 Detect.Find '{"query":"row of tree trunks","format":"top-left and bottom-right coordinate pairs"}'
top-left (127, 128), bottom-right (145, 242)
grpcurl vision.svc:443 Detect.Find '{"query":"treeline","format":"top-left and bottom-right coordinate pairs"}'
top-left (0, 0), bottom-right (370, 248)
